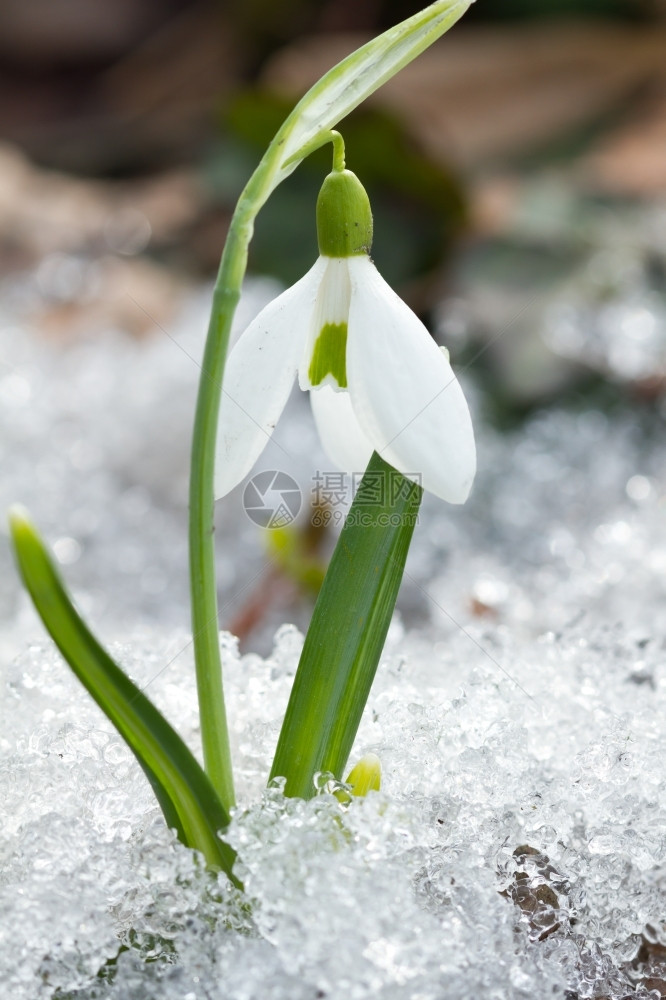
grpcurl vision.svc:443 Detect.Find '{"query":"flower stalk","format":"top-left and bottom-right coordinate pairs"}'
top-left (189, 0), bottom-right (473, 809)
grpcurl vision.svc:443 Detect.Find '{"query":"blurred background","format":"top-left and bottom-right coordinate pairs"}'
top-left (2, 0), bottom-right (666, 389)
top-left (1, 0), bottom-right (665, 648)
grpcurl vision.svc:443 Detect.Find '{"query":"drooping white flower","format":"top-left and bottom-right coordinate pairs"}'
top-left (215, 168), bottom-right (475, 503)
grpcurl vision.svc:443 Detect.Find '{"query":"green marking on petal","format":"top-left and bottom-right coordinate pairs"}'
top-left (308, 321), bottom-right (348, 388)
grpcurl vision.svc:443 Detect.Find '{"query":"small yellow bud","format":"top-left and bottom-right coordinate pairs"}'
top-left (344, 753), bottom-right (381, 797)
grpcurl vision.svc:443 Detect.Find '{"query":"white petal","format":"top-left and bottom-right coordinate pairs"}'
top-left (310, 385), bottom-right (373, 474)
top-left (215, 258), bottom-right (326, 498)
top-left (346, 256), bottom-right (476, 503)
top-left (298, 257), bottom-right (351, 391)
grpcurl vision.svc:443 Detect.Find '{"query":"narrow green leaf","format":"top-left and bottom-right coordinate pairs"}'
top-left (269, 454), bottom-right (422, 798)
top-left (267, 0), bottom-right (471, 194)
top-left (9, 507), bottom-right (240, 884)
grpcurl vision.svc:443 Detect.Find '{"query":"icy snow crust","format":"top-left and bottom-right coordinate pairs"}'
top-left (2, 283), bottom-right (666, 999)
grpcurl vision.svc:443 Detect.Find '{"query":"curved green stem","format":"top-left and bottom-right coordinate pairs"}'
top-left (331, 131), bottom-right (346, 172)
top-left (188, 138), bottom-right (339, 811)
top-left (188, 282), bottom-right (242, 812)
top-left (188, 210), bottom-right (250, 811)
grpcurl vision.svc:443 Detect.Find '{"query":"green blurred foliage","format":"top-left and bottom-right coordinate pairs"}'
top-left (266, 523), bottom-right (326, 595)
top-left (225, 0), bottom-right (320, 73)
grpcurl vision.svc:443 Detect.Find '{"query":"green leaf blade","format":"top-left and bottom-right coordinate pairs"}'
top-left (269, 454), bottom-right (422, 798)
top-left (264, 0), bottom-right (471, 194)
top-left (9, 508), bottom-right (239, 884)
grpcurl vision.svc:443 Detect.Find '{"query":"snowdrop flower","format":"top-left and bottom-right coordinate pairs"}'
top-left (215, 167), bottom-right (475, 502)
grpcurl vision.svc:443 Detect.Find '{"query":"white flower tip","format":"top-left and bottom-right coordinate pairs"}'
top-left (8, 503), bottom-right (31, 532)
top-left (213, 466), bottom-right (237, 501)
top-left (448, 468), bottom-right (476, 505)
top-left (434, 427), bottom-right (477, 505)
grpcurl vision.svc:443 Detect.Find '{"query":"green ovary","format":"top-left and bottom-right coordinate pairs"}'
top-left (308, 322), bottom-right (348, 388)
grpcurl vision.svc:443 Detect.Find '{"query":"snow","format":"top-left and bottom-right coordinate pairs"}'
top-left (1, 276), bottom-right (666, 999)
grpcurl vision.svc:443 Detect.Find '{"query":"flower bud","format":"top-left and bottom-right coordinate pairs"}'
top-left (345, 752), bottom-right (381, 796)
top-left (317, 169), bottom-right (373, 258)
